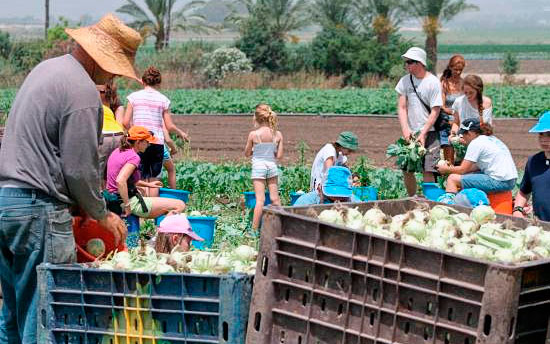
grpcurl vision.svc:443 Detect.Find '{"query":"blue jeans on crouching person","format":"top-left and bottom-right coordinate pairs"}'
top-left (0, 187), bottom-right (75, 344)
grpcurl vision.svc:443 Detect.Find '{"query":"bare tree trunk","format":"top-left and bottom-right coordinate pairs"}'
top-left (423, 16), bottom-right (439, 74)
top-left (374, 15), bottom-right (391, 45)
top-left (165, 0), bottom-right (173, 49)
top-left (45, 0), bottom-right (50, 40)
top-left (155, 29), bottom-right (165, 51)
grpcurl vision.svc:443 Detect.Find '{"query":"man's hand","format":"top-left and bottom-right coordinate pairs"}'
top-left (417, 131), bottom-right (427, 147)
top-left (402, 128), bottom-right (412, 142)
top-left (98, 212), bottom-right (127, 246)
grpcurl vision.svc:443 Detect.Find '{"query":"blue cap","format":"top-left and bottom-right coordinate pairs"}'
top-left (322, 167), bottom-right (353, 198)
top-left (529, 111), bottom-right (550, 133)
top-left (454, 188), bottom-right (489, 208)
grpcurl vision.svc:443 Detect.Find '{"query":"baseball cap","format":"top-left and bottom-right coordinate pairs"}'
top-left (529, 111), bottom-right (550, 133)
top-left (322, 167), bottom-right (353, 198)
top-left (402, 47), bottom-right (427, 67)
top-left (157, 214), bottom-right (204, 241)
top-left (458, 118), bottom-right (481, 136)
top-left (128, 126), bottom-right (158, 143)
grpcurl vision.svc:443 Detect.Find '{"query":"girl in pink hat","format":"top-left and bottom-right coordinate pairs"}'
top-left (155, 214), bottom-right (204, 253)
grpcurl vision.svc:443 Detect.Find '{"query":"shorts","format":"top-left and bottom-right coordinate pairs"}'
top-left (139, 143), bottom-right (164, 179)
top-left (251, 161), bottom-right (279, 180)
top-left (461, 173), bottom-right (516, 193)
top-left (163, 145), bottom-right (171, 161)
top-left (423, 131), bottom-right (440, 173)
top-left (439, 129), bottom-right (450, 146)
top-left (129, 196), bottom-right (154, 217)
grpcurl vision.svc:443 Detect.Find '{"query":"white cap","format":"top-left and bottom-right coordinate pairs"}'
top-left (402, 47), bottom-right (427, 67)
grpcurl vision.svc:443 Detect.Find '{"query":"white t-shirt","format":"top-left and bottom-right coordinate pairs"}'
top-left (452, 95), bottom-right (493, 125)
top-left (464, 135), bottom-right (518, 181)
top-left (395, 73), bottom-right (443, 132)
top-left (310, 143), bottom-right (346, 190)
top-left (127, 88), bottom-right (170, 144)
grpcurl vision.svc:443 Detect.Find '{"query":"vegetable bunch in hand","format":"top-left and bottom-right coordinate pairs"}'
top-left (386, 133), bottom-right (427, 173)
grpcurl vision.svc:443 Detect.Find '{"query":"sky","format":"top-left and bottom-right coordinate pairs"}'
top-left (1, 0), bottom-right (549, 29)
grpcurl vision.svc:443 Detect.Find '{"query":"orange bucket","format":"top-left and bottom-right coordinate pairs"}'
top-left (72, 216), bottom-right (126, 262)
top-left (487, 191), bottom-right (513, 215)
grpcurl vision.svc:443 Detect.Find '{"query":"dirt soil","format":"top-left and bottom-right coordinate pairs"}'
top-left (173, 116), bottom-right (539, 168)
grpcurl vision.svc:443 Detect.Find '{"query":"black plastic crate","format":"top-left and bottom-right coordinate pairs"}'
top-left (38, 263), bottom-right (253, 344)
top-left (247, 199), bottom-right (550, 344)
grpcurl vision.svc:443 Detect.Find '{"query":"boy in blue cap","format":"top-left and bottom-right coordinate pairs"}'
top-left (513, 111), bottom-right (550, 221)
top-left (294, 167), bottom-right (361, 206)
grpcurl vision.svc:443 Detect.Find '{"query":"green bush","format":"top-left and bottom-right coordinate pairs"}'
top-left (235, 9), bottom-right (288, 72)
top-left (0, 30), bottom-right (11, 59)
top-left (8, 40), bottom-right (45, 72)
top-left (501, 52), bottom-right (519, 76)
top-left (311, 26), bottom-right (410, 86)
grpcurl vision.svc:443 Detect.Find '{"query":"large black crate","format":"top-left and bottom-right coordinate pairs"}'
top-left (247, 199), bottom-right (550, 344)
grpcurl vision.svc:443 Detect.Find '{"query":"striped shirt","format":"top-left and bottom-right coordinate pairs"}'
top-left (127, 88), bottom-right (170, 144)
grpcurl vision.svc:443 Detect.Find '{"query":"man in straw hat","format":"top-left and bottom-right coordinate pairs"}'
top-left (0, 14), bottom-right (141, 343)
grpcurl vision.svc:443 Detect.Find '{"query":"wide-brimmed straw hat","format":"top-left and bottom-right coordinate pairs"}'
top-left (65, 13), bottom-right (142, 81)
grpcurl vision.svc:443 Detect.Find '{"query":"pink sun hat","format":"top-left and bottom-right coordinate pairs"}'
top-left (157, 214), bottom-right (204, 241)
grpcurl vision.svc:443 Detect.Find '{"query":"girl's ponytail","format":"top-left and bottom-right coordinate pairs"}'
top-left (255, 103), bottom-right (278, 133)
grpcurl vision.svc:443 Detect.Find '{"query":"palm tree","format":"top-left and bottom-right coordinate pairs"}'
top-left (311, 0), bottom-right (356, 31)
top-left (228, 0), bottom-right (309, 40)
top-left (352, 0), bottom-right (404, 43)
top-left (117, 0), bottom-right (209, 50)
top-left (405, 0), bottom-right (477, 72)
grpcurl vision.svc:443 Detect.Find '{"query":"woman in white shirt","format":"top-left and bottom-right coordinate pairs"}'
top-left (437, 118), bottom-right (517, 197)
top-left (450, 74), bottom-right (493, 136)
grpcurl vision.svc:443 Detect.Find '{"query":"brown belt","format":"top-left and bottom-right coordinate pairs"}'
top-left (102, 132), bottom-right (124, 138)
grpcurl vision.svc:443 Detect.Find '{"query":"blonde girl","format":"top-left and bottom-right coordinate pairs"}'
top-left (244, 104), bottom-right (284, 230)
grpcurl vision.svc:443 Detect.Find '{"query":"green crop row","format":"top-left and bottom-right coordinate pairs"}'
top-left (438, 44), bottom-right (550, 54)
top-left (1, 87), bottom-right (549, 117)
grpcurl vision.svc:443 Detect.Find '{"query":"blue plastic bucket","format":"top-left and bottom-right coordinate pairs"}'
top-left (422, 182), bottom-right (445, 201)
top-left (352, 186), bottom-right (378, 201)
top-left (123, 215), bottom-right (140, 249)
top-left (243, 191), bottom-right (271, 209)
top-left (188, 216), bottom-right (217, 250)
top-left (158, 188), bottom-right (191, 203)
top-left (289, 192), bottom-right (304, 205)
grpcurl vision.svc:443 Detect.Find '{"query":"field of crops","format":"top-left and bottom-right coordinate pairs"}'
top-left (1, 87), bottom-right (549, 117)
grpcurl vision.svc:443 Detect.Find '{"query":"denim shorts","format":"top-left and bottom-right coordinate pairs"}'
top-left (461, 173), bottom-right (516, 193)
top-left (163, 144), bottom-right (171, 161)
top-left (439, 129), bottom-right (450, 146)
top-left (251, 161), bottom-right (279, 180)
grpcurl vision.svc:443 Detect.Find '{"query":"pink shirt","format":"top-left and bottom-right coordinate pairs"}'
top-left (106, 148), bottom-right (141, 193)
top-left (127, 88), bottom-right (170, 144)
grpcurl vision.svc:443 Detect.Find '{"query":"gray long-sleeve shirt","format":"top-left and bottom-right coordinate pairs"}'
top-left (0, 54), bottom-right (107, 220)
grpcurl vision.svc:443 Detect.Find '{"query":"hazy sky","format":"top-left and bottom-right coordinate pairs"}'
top-left (1, 0), bottom-right (549, 28)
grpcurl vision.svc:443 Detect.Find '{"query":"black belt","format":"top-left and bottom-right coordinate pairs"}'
top-left (102, 132), bottom-right (124, 138)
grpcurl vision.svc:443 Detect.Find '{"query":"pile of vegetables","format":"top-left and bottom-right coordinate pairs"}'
top-left (317, 204), bottom-right (550, 264)
top-left (386, 134), bottom-right (427, 173)
top-left (91, 244), bottom-right (258, 275)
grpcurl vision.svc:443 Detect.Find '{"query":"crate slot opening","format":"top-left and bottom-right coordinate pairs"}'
top-left (337, 303), bottom-right (344, 316)
top-left (426, 301), bottom-right (433, 315)
top-left (483, 314), bottom-right (492, 335)
top-left (288, 266), bottom-right (294, 278)
top-left (280, 330), bottom-right (285, 342)
top-left (448, 307), bottom-right (454, 321)
top-left (223, 321), bottom-right (229, 341)
top-left (285, 288), bottom-right (290, 302)
top-left (445, 332), bottom-right (451, 344)
top-left (423, 326), bottom-right (432, 340)
top-left (298, 335), bottom-right (302, 344)
top-left (302, 293), bottom-right (308, 306)
top-left (509, 316), bottom-right (515, 338)
top-left (369, 312), bottom-right (375, 326)
top-left (466, 312), bottom-right (474, 327)
top-left (261, 256), bottom-right (268, 276)
top-left (254, 312), bottom-right (262, 331)
top-left (305, 269), bottom-right (310, 283)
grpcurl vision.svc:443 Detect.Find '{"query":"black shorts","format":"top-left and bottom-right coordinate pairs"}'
top-left (139, 143), bottom-right (164, 179)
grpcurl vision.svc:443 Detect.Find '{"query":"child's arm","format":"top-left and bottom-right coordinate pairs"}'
top-left (244, 132), bottom-right (254, 157)
top-left (162, 122), bottom-right (177, 154)
top-left (276, 131), bottom-right (284, 160)
top-left (163, 109), bottom-right (189, 141)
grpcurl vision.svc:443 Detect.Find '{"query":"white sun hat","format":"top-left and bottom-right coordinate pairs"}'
top-left (402, 47), bottom-right (427, 67)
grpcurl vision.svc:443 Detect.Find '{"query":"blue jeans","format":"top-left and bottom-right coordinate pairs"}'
top-left (0, 188), bottom-right (75, 344)
top-left (461, 174), bottom-right (516, 193)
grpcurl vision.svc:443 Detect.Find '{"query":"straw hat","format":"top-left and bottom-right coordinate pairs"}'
top-left (65, 13), bottom-right (142, 81)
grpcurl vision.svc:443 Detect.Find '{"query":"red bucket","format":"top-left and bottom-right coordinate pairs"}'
top-left (72, 216), bottom-right (126, 262)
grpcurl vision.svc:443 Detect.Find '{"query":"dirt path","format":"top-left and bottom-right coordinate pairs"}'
top-left (173, 116), bottom-right (539, 168)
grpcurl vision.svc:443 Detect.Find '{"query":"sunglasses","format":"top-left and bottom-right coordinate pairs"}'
top-left (405, 60), bottom-right (418, 65)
